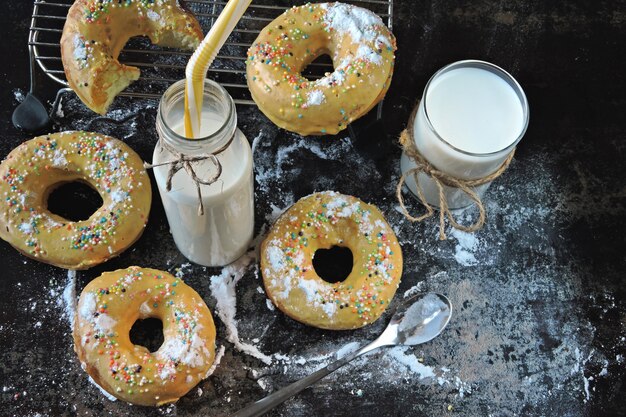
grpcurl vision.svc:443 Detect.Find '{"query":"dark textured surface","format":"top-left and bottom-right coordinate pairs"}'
top-left (1, 1), bottom-right (625, 416)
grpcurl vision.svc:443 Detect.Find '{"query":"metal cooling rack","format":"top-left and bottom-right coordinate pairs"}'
top-left (28, 0), bottom-right (393, 106)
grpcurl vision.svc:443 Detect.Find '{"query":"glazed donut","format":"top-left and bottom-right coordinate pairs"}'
top-left (61, 0), bottom-right (204, 114)
top-left (261, 192), bottom-right (403, 330)
top-left (0, 131), bottom-right (151, 270)
top-left (246, 2), bottom-right (396, 136)
top-left (74, 267), bottom-right (217, 406)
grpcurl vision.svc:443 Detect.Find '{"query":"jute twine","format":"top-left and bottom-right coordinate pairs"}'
top-left (144, 134), bottom-right (234, 216)
top-left (396, 104), bottom-right (515, 240)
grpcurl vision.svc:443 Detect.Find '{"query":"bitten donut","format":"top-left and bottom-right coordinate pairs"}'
top-left (74, 267), bottom-right (217, 406)
top-left (0, 131), bottom-right (151, 270)
top-left (246, 2), bottom-right (396, 136)
top-left (261, 192), bottom-right (403, 330)
top-left (61, 0), bottom-right (204, 114)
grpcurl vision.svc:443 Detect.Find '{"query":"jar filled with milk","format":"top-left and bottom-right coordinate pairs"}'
top-left (400, 60), bottom-right (529, 209)
top-left (154, 79), bottom-right (254, 266)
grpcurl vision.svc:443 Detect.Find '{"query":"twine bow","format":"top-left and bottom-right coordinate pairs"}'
top-left (396, 104), bottom-right (515, 240)
top-left (144, 140), bottom-right (228, 216)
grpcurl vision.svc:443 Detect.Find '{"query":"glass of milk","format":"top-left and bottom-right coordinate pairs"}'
top-left (154, 79), bottom-right (254, 266)
top-left (400, 60), bottom-right (529, 209)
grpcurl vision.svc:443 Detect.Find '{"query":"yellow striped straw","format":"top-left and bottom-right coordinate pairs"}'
top-left (184, 0), bottom-right (252, 138)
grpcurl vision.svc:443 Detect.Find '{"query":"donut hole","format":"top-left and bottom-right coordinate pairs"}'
top-left (302, 53), bottom-right (334, 81)
top-left (47, 181), bottom-right (103, 222)
top-left (129, 318), bottom-right (164, 353)
top-left (312, 246), bottom-right (354, 283)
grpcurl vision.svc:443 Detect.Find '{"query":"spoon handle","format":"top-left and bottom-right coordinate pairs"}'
top-left (231, 346), bottom-right (372, 417)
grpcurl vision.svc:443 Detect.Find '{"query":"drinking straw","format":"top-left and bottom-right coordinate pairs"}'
top-left (184, 0), bottom-right (252, 138)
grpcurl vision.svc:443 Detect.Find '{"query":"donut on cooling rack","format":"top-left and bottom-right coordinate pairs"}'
top-left (74, 266), bottom-right (217, 406)
top-left (60, 0), bottom-right (204, 114)
top-left (0, 131), bottom-right (151, 270)
top-left (246, 2), bottom-right (396, 136)
top-left (261, 192), bottom-right (403, 330)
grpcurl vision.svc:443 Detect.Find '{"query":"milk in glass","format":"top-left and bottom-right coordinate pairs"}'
top-left (401, 60), bottom-right (529, 209)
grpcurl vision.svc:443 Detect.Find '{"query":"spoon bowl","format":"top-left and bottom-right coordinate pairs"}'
top-left (12, 92), bottom-right (51, 133)
top-left (13, 43), bottom-right (52, 134)
top-left (394, 292), bottom-right (452, 345)
top-left (232, 292), bottom-right (452, 417)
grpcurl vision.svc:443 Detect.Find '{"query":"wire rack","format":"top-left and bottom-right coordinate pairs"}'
top-left (29, 0), bottom-right (393, 106)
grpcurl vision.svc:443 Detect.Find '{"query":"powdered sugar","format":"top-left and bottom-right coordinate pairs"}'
top-left (18, 223), bottom-right (33, 234)
top-left (13, 88), bottom-right (25, 103)
top-left (51, 150), bottom-right (68, 167)
top-left (572, 347), bottom-right (595, 403)
top-left (297, 278), bottom-right (320, 302)
top-left (146, 10), bottom-right (162, 22)
top-left (93, 313), bottom-right (117, 333)
top-left (321, 3), bottom-right (386, 45)
top-left (387, 347), bottom-right (436, 379)
top-left (306, 90), bottom-right (326, 107)
top-left (450, 228), bottom-right (479, 266)
top-left (139, 301), bottom-right (152, 317)
top-left (335, 341), bottom-right (361, 359)
top-left (209, 251), bottom-right (273, 365)
top-left (158, 362), bottom-right (177, 381)
top-left (158, 329), bottom-right (211, 368)
top-left (314, 70), bottom-right (346, 87)
top-left (109, 190), bottom-right (127, 204)
top-left (72, 35), bottom-right (87, 61)
top-left (205, 345), bottom-right (226, 378)
top-left (321, 302), bottom-right (337, 317)
top-left (403, 280), bottom-right (427, 299)
top-left (265, 245), bottom-right (285, 271)
top-left (355, 45), bottom-right (383, 65)
top-left (63, 270), bottom-right (77, 326)
top-left (55, 97), bottom-right (64, 118)
top-left (79, 292), bottom-right (96, 320)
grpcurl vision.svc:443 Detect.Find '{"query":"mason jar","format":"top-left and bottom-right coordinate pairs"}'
top-left (400, 60), bottom-right (529, 209)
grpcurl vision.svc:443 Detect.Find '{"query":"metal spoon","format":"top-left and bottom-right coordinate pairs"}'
top-left (12, 44), bottom-right (50, 133)
top-left (232, 292), bottom-right (452, 417)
